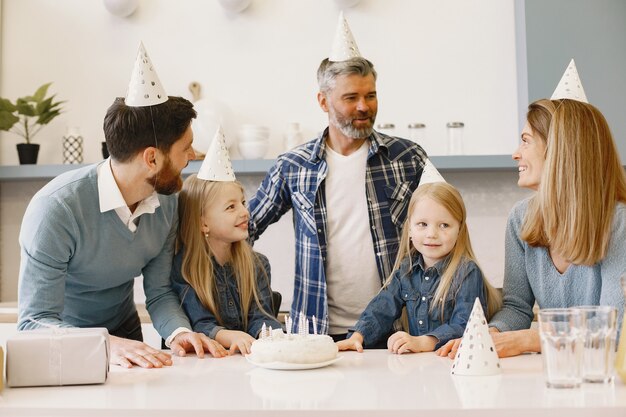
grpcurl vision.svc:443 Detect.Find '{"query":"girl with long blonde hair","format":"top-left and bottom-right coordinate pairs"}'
top-left (171, 174), bottom-right (281, 355)
top-left (338, 182), bottom-right (501, 353)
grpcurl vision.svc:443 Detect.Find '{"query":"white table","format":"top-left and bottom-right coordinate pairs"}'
top-left (1, 325), bottom-right (625, 417)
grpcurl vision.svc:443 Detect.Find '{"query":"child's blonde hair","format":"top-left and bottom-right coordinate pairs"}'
top-left (176, 174), bottom-right (271, 329)
top-left (387, 182), bottom-right (502, 319)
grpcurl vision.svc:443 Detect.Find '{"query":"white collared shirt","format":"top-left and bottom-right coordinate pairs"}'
top-left (97, 158), bottom-right (161, 232)
top-left (97, 158), bottom-right (190, 346)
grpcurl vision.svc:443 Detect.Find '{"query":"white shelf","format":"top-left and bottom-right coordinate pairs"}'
top-left (0, 155), bottom-right (516, 181)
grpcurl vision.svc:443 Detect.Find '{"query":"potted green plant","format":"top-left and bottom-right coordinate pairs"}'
top-left (0, 82), bottom-right (64, 164)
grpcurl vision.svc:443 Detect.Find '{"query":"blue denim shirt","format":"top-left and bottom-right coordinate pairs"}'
top-left (351, 254), bottom-right (487, 349)
top-left (170, 248), bottom-right (282, 339)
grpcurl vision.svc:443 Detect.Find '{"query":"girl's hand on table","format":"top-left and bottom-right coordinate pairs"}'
top-left (336, 332), bottom-right (364, 352)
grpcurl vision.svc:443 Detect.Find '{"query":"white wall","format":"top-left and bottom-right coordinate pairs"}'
top-left (0, 0), bottom-right (524, 307)
top-left (0, 0), bottom-right (519, 163)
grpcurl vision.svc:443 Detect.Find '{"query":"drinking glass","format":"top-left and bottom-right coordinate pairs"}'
top-left (538, 308), bottom-right (584, 388)
top-left (573, 306), bottom-right (617, 383)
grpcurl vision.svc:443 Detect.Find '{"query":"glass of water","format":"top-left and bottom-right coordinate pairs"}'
top-left (538, 308), bottom-right (585, 388)
top-left (573, 305), bottom-right (617, 383)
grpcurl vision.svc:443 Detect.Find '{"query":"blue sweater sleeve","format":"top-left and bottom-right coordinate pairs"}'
top-left (352, 270), bottom-right (405, 347)
top-left (600, 204), bottom-right (626, 333)
top-left (489, 200), bottom-right (536, 331)
top-left (425, 262), bottom-right (487, 348)
top-left (142, 199), bottom-right (192, 339)
top-left (246, 253), bottom-right (282, 337)
top-left (18, 195), bottom-right (76, 330)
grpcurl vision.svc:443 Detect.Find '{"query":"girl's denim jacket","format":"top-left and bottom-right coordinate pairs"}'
top-left (351, 254), bottom-right (487, 349)
top-left (170, 248), bottom-right (282, 339)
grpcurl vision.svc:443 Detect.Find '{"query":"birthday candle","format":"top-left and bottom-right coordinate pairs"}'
top-left (261, 322), bottom-right (267, 339)
top-left (312, 316), bottom-right (317, 335)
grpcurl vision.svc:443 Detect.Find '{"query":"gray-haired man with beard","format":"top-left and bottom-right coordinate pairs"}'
top-left (248, 57), bottom-right (430, 343)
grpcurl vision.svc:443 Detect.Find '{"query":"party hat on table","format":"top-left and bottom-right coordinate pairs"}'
top-left (418, 159), bottom-right (446, 186)
top-left (451, 298), bottom-right (501, 376)
top-left (197, 126), bottom-right (236, 181)
top-left (550, 59), bottom-right (588, 103)
top-left (329, 11), bottom-right (361, 62)
top-left (125, 42), bottom-right (168, 107)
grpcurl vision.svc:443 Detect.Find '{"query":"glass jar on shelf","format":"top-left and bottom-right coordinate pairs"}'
top-left (376, 123), bottom-right (395, 137)
top-left (446, 121), bottom-right (464, 155)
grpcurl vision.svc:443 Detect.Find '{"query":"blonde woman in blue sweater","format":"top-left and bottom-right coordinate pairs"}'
top-left (438, 98), bottom-right (626, 358)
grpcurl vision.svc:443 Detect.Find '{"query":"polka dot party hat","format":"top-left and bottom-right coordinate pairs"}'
top-left (451, 298), bottom-right (501, 376)
top-left (125, 42), bottom-right (168, 107)
top-left (197, 125), bottom-right (236, 181)
top-left (550, 59), bottom-right (588, 103)
top-left (329, 11), bottom-right (361, 62)
top-left (418, 159), bottom-right (446, 186)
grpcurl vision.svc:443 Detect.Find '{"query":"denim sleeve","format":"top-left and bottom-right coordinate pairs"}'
top-left (170, 251), bottom-right (223, 339)
top-left (248, 158), bottom-right (293, 243)
top-left (426, 262), bottom-right (487, 349)
top-left (247, 253), bottom-right (282, 337)
top-left (352, 271), bottom-right (405, 347)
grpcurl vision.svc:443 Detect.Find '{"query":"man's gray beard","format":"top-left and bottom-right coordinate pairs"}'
top-left (331, 112), bottom-right (374, 139)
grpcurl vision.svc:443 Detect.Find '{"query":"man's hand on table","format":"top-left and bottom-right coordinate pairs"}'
top-left (110, 335), bottom-right (174, 368)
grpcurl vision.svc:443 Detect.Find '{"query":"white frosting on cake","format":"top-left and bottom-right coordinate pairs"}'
top-left (250, 332), bottom-right (338, 364)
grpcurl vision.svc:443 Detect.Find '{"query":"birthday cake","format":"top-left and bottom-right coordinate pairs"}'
top-left (250, 332), bottom-right (338, 364)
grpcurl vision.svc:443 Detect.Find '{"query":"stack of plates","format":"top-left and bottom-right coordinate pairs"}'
top-left (238, 124), bottom-right (270, 159)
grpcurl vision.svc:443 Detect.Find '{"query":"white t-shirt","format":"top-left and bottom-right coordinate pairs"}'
top-left (324, 141), bottom-right (381, 335)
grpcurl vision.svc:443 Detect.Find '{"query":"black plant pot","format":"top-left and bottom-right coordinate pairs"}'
top-left (101, 142), bottom-right (110, 159)
top-left (16, 143), bottom-right (40, 165)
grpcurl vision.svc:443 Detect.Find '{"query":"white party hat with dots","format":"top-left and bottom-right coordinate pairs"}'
top-left (418, 159), bottom-right (446, 186)
top-left (550, 59), bottom-right (588, 103)
top-left (125, 42), bottom-right (168, 107)
top-left (197, 126), bottom-right (236, 181)
top-left (329, 11), bottom-right (361, 62)
top-left (451, 298), bottom-right (501, 376)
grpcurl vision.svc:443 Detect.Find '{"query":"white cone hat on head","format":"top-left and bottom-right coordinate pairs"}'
top-left (197, 126), bottom-right (236, 181)
top-left (329, 11), bottom-right (361, 62)
top-left (550, 59), bottom-right (588, 103)
top-left (125, 42), bottom-right (168, 107)
top-left (418, 159), bottom-right (446, 186)
top-left (451, 298), bottom-right (501, 376)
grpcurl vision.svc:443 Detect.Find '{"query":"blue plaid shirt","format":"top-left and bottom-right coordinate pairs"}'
top-left (248, 128), bottom-right (427, 334)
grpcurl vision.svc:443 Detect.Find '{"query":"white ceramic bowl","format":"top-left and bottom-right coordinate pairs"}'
top-left (238, 140), bottom-right (269, 159)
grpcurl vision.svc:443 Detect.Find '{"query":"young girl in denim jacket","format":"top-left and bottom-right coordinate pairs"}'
top-left (337, 182), bottom-right (501, 354)
top-left (171, 174), bottom-right (281, 355)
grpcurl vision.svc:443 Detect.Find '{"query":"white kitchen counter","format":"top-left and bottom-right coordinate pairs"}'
top-left (0, 323), bottom-right (625, 417)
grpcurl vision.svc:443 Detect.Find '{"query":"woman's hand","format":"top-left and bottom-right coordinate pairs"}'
top-left (491, 328), bottom-right (540, 357)
top-left (336, 332), bottom-right (364, 352)
top-left (387, 332), bottom-right (437, 354)
top-left (436, 328), bottom-right (541, 358)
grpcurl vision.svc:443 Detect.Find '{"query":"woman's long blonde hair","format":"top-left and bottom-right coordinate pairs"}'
top-left (521, 99), bottom-right (626, 264)
top-left (176, 174), bottom-right (271, 329)
top-left (388, 182), bottom-right (502, 320)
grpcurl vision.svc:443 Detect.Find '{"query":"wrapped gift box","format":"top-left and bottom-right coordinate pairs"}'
top-left (6, 327), bottom-right (109, 387)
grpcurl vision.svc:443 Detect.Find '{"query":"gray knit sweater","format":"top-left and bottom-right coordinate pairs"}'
top-left (490, 198), bottom-right (626, 331)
